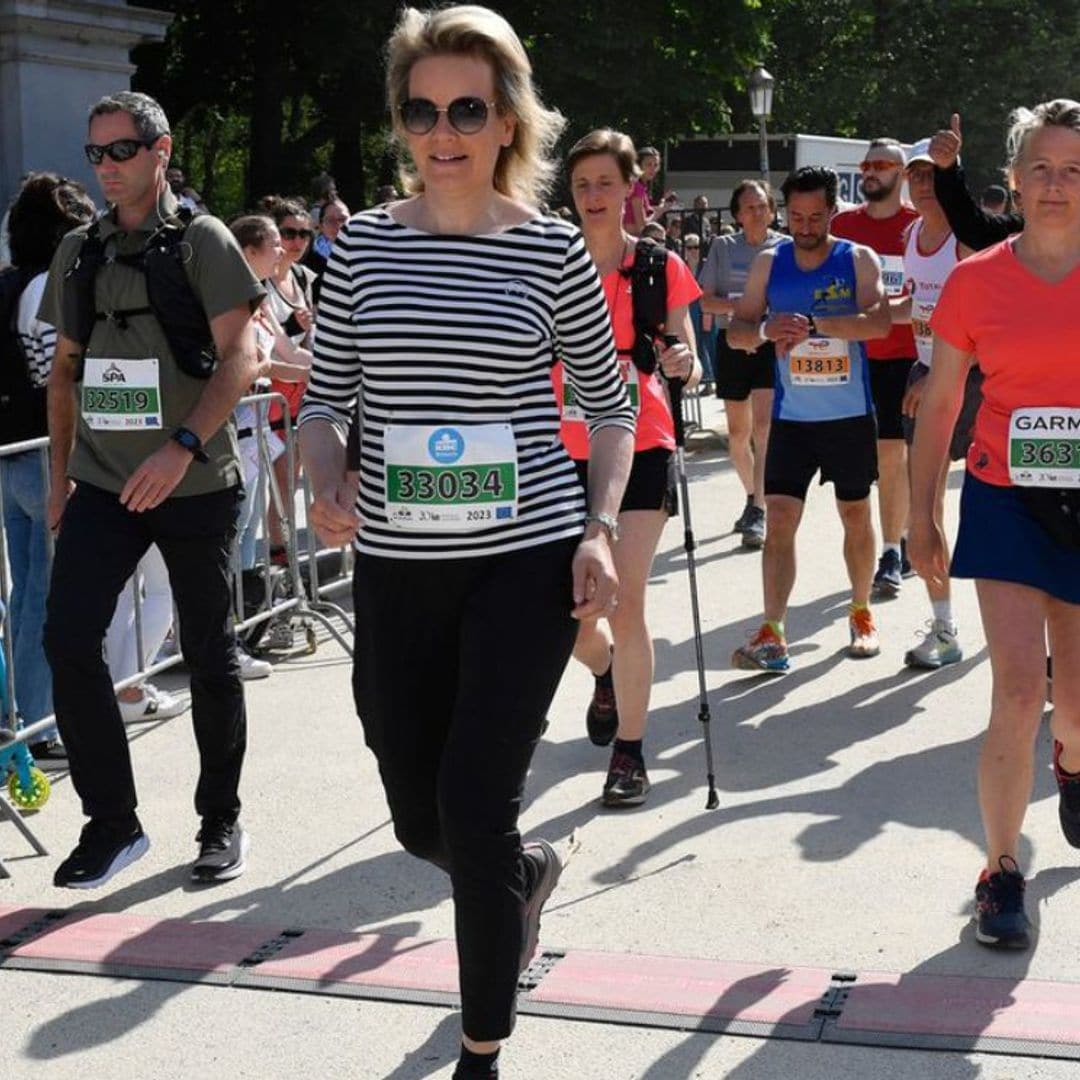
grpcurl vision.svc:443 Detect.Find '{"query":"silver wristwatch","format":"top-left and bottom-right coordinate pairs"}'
top-left (585, 512), bottom-right (620, 543)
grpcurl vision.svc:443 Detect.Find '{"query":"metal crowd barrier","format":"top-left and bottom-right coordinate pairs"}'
top-left (0, 392), bottom-right (356, 874)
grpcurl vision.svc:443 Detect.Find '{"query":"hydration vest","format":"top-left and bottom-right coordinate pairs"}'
top-left (0, 266), bottom-right (48, 447)
top-left (627, 238), bottom-right (669, 374)
top-left (62, 206), bottom-right (217, 380)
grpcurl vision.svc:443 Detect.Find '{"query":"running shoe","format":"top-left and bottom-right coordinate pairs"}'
top-left (733, 496), bottom-right (755, 533)
top-left (1053, 740), bottom-right (1080, 848)
top-left (602, 750), bottom-right (651, 807)
top-left (29, 737), bottom-right (67, 761)
top-left (848, 607), bottom-right (880, 659)
top-left (192, 818), bottom-right (249, 883)
top-left (732, 623), bottom-right (789, 672)
top-left (118, 683), bottom-right (187, 724)
top-left (741, 505), bottom-right (766, 550)
top-left (900, 536), bottom-right (915, 578)
top-left (519, 839), bottom-right (562, 974)
top-left (237, 645), bottom-right (272, 681)
top-left (54, 818), bottom-right (149, 889)
top-left (871, 549), bottom-right (903, 599)
top-left (585, 682), bottom-right (618, 747)
top-left (904, 620), bottom-right (962, 670)
top-left (974, 857), bottom-right (1030, 949)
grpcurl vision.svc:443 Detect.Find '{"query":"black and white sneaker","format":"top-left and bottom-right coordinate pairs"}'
top-left (191, 818), bottom-right (249, 883)
top-left (519, 839), bottom-right (562, 974)
top-left (53, 819), bottom-right (150, 889)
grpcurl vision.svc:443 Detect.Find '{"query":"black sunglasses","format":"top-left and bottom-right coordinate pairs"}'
top-left (280, 227), bottom-right (314, 241)
top-left (398, 97), bottom-right (496, 135)
top-left (84, 138), bottom-right (159, 166)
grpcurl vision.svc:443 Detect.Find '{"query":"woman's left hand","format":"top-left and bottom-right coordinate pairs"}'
top-left (658, 339), bottom-right (695, 382)
top-left (571, 535), bottom-right (619, 620)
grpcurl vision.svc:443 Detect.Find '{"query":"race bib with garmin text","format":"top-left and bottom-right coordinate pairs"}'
top-left (1009, 407), bottom-right (1080, 488)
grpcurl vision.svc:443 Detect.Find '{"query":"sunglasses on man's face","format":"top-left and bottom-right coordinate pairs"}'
top-left (280, 227), bottom-right (314, 241)
top-left (399, 97), bottom-right (497, 136)
top-left (859, 159), bottom-right (900, 174)
top-left (84, 138), bottom-right (159, 166)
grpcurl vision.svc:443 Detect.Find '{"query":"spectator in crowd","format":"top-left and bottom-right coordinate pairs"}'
top-left (624, 145), bottom-right (660, 236)
top-left (663, 212), bottom-right (683, 255)
top-left (682, 232), bottom-right (715, 390)
top-left (165, 165), bottom-right (207, 214)
top-left (979, 183), bottom-right (1010, 214)
top-left (641, 220), bottom-right (665, 243)
top-left (303, 197), bottom-right (350, 303)
top-left (309, 173), bottom-right (338, 225)
top-left (1, 173), bottom-right (95, 758)
top-left (685, 194), bottom-right (713, 255)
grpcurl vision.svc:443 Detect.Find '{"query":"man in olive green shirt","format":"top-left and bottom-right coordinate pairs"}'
top-left (42, 91), bottom-right (265, 889)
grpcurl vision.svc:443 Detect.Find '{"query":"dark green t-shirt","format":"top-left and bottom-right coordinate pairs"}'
top-left (40, 188), bottom-right (265, 497)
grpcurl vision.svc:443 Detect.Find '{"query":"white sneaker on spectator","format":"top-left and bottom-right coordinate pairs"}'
top-left (117, 683), bottom-right (187, 724)
top-left (237, 646), bottom-right (272, 680)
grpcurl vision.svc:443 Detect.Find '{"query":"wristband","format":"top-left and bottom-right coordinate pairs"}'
top-left (806, 313), bottom-right (818, 336)
top-left (758, 318), bottom-right (769, 342)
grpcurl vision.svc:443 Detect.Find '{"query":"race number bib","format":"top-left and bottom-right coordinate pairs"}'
top-left (1009, 407), bottom-right (1080, 488)
top-left (563, 360), bottom-right (640, 422)
top-left (880, 255), bottom-right (906, 297)
top-left (81, 358), bottom-right (163, 431)
top-left (384, 423), bottom-right (518, 530)
top-left (789, 337), bottom-right (851, 386)
top-left (912, 299), bottom-right (936, 365)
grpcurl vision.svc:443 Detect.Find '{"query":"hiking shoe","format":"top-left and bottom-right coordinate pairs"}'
top-left (848, 607), bottom-right (880, 658)
top-left (1053, 740), bottom-right (1080, 848)
top-left (974, 857), bottom-right (1030, 949)
top-left (602, 751), bottom-right (651, 807)
top-left (741, 505), bottom-right (765, 550)
top-left (586, 683), bottom-right (618, 747)
top-left (238, 645), bottom-right (272, 681)
top-left (900, 537), bottom-right (915, 578)
top-left (54, 819), bottom-right (149, 889)
top-left (872, 549), bottom-right (903, 599)
top-left (733, 496), bottom-right (756, 533)
top-left (191, 818), bottom-right (249, 883)
top-left (520, 839), bottom-right (562, 974)
top-left (117, 683), bottom-right (187, 724)
top-left (732, 623), bottom-right (789, 672)
top-left (904, 620), bottom-right (962, 669)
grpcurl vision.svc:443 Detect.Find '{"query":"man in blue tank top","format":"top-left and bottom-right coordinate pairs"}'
top-left (727, 166), bottom-right (891, 672)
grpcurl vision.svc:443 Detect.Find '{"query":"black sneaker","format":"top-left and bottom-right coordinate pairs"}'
top-left (29, 738), bottom-right (68, 761)
top-left (900, 536), bottom-right (915, 578)
top-left (602, 751), bottom-right (651, 807)
top-left (871, 549), bottom-right (903, 599)
top-left (1053, 740), bottom-right (1080, 847)
top-left (191, 818), bottom-right (249, 883)
top-left (733, 496), bottom-right (755, 533)
top-left (741, 505), bottom-right (765, 549)
top-left (519, 839), bottom-right (562, 974)
top-left (54, 818), bottom-right (149, 889)
top-left (974, 857), bottom-right (1030, 949)
top-left (585, 682), bottom-right (618, 747)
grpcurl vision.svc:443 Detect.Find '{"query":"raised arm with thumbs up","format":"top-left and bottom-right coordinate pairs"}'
top-left (931, 110), bottom-right (1024, 250)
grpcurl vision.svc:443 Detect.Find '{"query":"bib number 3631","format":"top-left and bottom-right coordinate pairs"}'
top-left (81, 357), bottom-right (163, 430)
top-left (1009, 407), bottom-right (1080, 488)
top-left (384, 423), bottom-right (518, 530)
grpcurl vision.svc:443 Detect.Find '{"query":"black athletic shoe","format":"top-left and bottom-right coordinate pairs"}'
top-left (974, 857), bottom-right (1030, 949)
top-left (741, 505), bottom-right (765, 549)
top-left (733, 496), bottom-right (755, 533)
top-left (586, 683), bottom-right (618, 747)
top-left (520, 839), bottom-right (562, 974)
top-left (1053, 740), bottom-right (1080, 848)
top-left (53, 818), bottom-right (149, 889)
top-left (602, 751), bottom-right (651, 807)
top-left (191, 818), bottom-right (249, 883)
top-left (900, 536), bottom-right (915, 578)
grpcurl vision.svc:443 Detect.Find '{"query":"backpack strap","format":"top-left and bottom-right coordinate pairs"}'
top-left (628, 238), bottom-right (669, 374)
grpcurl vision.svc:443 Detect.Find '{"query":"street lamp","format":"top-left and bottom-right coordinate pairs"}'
top-left (748, 65), bottom-right (775, 182)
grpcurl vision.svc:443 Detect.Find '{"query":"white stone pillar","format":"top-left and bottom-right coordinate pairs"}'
top-left (0, 0), bottom-right (172, 216)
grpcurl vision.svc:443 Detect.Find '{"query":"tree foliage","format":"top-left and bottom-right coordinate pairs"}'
top-left (130, 0), bottom-right (1080, 215)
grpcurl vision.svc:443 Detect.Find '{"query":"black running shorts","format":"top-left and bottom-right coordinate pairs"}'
top-left (575, 447), bottom-right (677, 516)
top-left (765, 414), bottom-right (879, 502)
top-left (869, 357), bottom-right (916, 440)
top-left (714, 335), bottom-right (775, 401)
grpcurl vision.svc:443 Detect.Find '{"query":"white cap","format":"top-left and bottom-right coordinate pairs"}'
top-left (906, 138), bottom-right (934, 167)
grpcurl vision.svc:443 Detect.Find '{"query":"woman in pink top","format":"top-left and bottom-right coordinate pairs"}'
top-left (910, 100), bottom-right (1080, 951)
top-left (623, 144), bottom-right (659, 235)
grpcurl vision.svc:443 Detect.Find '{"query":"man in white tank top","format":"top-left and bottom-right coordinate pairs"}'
top-left (891, 139), bottom-right (973, 670)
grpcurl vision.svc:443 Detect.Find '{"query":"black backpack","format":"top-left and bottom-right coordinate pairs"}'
top-left (627, 238), bottom-right (669, 374)
top-left (62, 206), bottom-right (218, 380)
top-left (0, 266), bottom-right (48, 447)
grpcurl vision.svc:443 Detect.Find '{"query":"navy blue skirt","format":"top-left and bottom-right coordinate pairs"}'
top-left (952, 472), bottom-right (1080, 604)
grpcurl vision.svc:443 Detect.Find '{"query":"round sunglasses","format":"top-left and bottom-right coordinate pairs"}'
top-left (84, 138), bottom-right (159, 166)
top-left (398, 97), bottom-right (497, 136)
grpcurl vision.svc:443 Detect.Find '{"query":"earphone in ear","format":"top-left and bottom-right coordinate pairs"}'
top-left (158, 151), bottom-right (167, 162)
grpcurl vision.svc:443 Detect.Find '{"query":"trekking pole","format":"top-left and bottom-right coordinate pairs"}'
top-left (663, 335), bottom-right (720, 810)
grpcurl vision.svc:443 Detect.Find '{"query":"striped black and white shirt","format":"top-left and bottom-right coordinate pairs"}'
top-left (298, 208), bottom-right (635, 559)
top-left (19, 272), bottom-right (56, 388)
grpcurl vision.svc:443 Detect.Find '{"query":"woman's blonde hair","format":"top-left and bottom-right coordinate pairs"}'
top-left (385, 5), bottom-right (566, 206)
top-left (1006, 98), bottom-right (1080, 173)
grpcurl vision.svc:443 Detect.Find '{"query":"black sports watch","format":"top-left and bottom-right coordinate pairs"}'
top-left (171, 426), bottom-right (209, 464)
top-left (805, 313), bottom-right (818, 336)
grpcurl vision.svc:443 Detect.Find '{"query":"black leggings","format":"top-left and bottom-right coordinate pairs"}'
top-left (351, 537), bottom-right (579, 1040)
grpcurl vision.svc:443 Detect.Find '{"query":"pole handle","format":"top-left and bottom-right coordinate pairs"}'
top-left (661, 333), bottom-right (687, 448)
